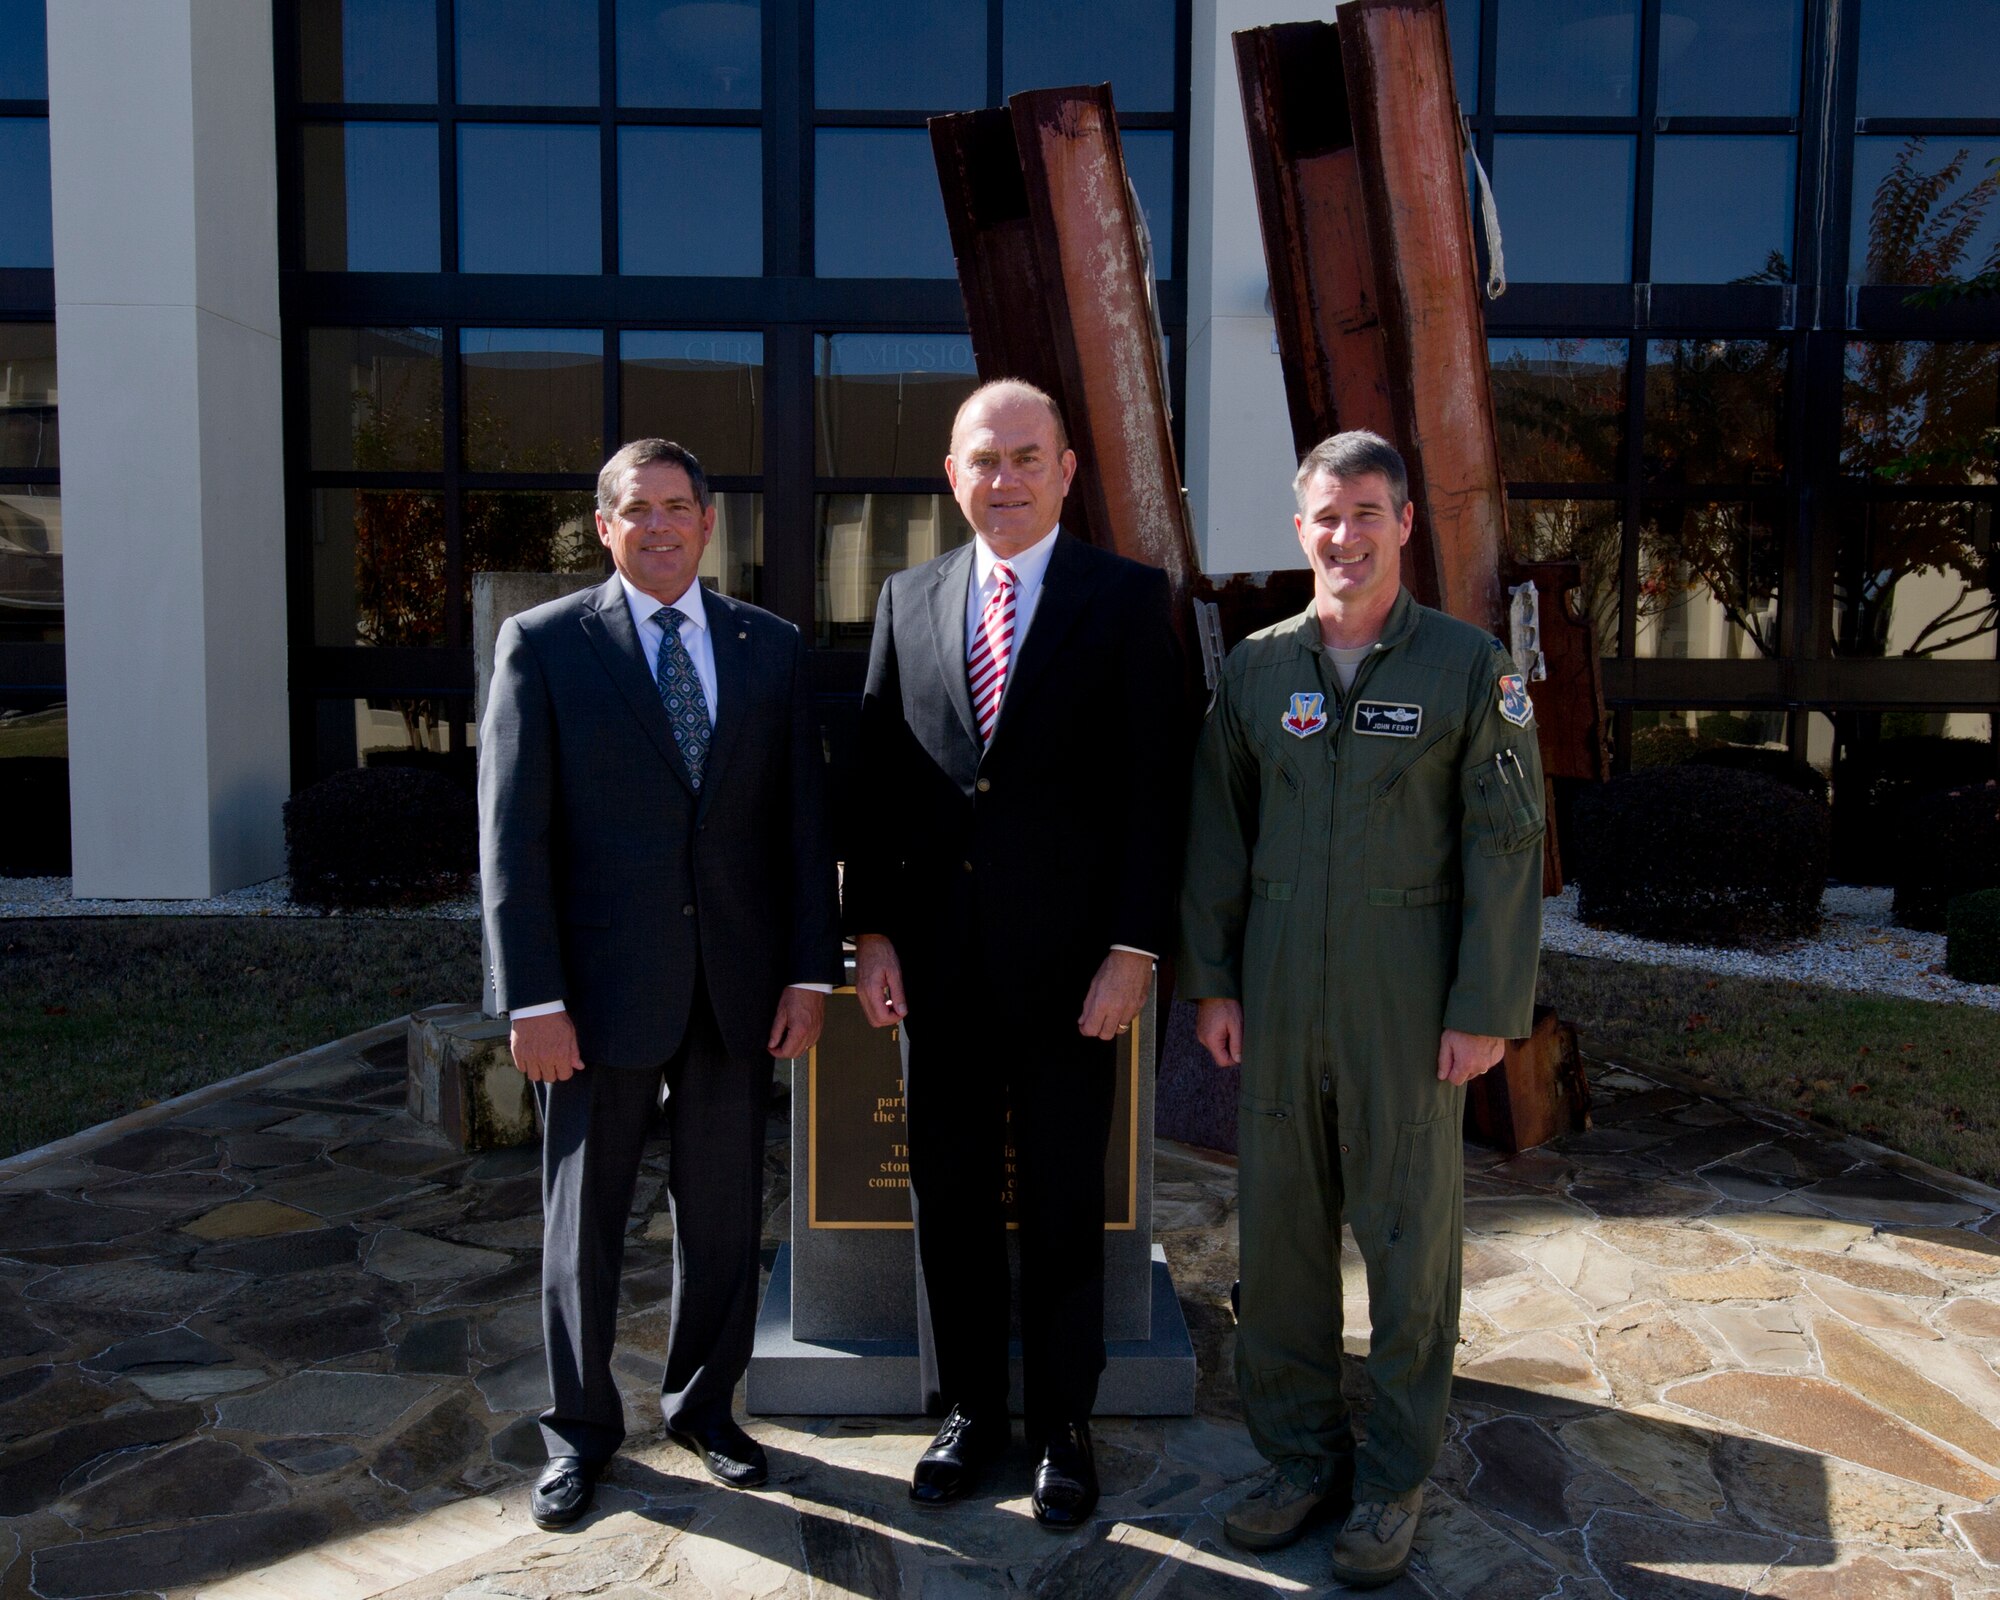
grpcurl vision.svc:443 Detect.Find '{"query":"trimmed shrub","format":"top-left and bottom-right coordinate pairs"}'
top-left (1892, 782), bottom-right (2000, 932)
top-left (1833, 734), bottom-right (1994, 885)
top-left (285, 766), bottom-right (476, 909)
top-left (1573, 764), bottom-right (1829, 944)
top-left (0, 757), bottom-right (70, 876)
top-left (1947, 888), bottom-right (2000, 985)
top-left (1687, 745), bottom-right (1831, 805)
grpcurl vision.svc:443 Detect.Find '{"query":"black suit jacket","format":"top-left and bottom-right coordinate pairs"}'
top-left (479, 576), bottom-right (842, 1067)
top-left (844, 534), bottom-right (1189, 1024)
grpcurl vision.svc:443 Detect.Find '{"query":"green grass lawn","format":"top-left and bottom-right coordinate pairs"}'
top-left (0, 917), bottom-right (481, 1160)
top-left (1542, 950), bottom-right (2000, 1186)
top-left (0, 707), bottom-right (68, 759)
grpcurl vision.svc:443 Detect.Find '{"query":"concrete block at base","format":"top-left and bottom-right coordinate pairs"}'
top-left (747, 1243), bottom-right (1196, 1417)
top-left (407, 1004), bottom-right (538, 1152)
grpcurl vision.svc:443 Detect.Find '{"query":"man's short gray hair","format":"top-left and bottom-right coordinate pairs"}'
top-left (1292, 430), bottom-right (1409, 514)
top-left (597, 438), bottom-right (712, 513)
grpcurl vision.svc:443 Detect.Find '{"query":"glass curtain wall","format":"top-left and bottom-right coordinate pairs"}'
top-left (0, 0), bottom-right (63, 880)
top-left (279, 0), bottom-right (1187, 783)
top-left (1465, 0), bottom-right (1999, 788)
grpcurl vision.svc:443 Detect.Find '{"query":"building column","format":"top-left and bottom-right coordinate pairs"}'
top-left (49, 0), bottom-right (288, 897)
top-left (1184, 0), bottom-right (1312, 576)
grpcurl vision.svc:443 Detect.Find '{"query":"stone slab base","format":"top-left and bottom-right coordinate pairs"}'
top-left (747, 1243), bottom-right (1197, 1417)
top-left (407, 1004), bottom-right (539, 1152)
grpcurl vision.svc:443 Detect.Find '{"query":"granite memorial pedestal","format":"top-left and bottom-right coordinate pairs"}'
top-left (747, 969), bottom-right (1196, 1416)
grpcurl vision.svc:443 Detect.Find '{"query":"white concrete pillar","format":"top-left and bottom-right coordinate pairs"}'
top-left (1184, 0), bottom-right (1319, 576)
top-left (49, 0), bottom-right (287, 897)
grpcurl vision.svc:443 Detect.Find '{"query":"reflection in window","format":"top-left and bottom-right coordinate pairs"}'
top-left (1655, 0), bottom-right (1801, 117)
top-left (0, 324), bottom-right (58, 472)
top-left (0, 485), bottom-right (59, 643)
top-left (463, 492), bottom-right (602, 613)
top-left (1495, 0), bottom-right (1638, 116)
top-left (458, 126), bottom-right (601, 274)
top-left (815, 130), bottom-right (956, 278)
top-left (698, 493), bottom-right (763, 601)
top-left (816, 0), bottom-right (983, 111)
top-left (1832, 501), bottom-right (1995, 662)
top-left (302, 122), bottom-right (441, 272)
top-left (1507, 498), bottom-right (1621, 656)
top-left (619, 128), bottom-right (762, 276)
top-left (298, 0), bottom-right (438, 103)
top-left (1631, 707), bottom-right (1788, 767)
top-left (312, 486), bottom-right (445, 646)
top-left (1635, 501), bottom-right (1781, 660)
top-left (461, 329), bottom-right (603, 472)
top-left (1857, 0), bottom-right (2000, 122)
top-left (456, 0), bottom-right (598, 105)
top-left (1491, 136), bottom-right (1633, 284)
top-left (1489, 337), bottom-right (1627, 484)
top-left (618, 0), bottom-right (760, 108)
top-left (1841, 341), bottom-right (1998, 487)
top-left (1124, 131), bottom-right (1176, 278)
top-left (1003, 0), bottom-right (1176, 113)
top-left (0, 698), bottom-right (63, 757)
top-left (331, 696), bottom-right (469, 775)
top-left (1651, 138), bottom-right (1794, 284)
top-left (816, 493), bottom-right (972, 648)
top-left (1643, 340), bottom-right (1787, 487)
top-left (0, 0), bottom-right (47, 100)
top-left (0, 120), bottom-right (52, 270)
top-left (621, 332), bottom-right (763, 476)
top-left (307, 327), bottom-right (443, 471)
top-left (1849, 137), bottom-right (2000, 289)
top-left (815, 334), bottom-right (978, 478)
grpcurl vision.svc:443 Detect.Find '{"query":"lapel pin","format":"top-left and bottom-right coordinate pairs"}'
top-left (738, 631), bottom-right (747, 639)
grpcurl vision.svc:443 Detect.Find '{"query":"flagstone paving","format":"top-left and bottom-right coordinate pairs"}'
top-left (3, 1040), bottom-right (2000, 1598)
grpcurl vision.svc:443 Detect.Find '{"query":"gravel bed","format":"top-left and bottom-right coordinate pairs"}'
top-left (0, 875), bottom-right (479, 920)
top-left (1545, 883), bottom-right (2000, 1011)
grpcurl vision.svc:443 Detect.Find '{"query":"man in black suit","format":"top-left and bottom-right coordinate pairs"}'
top-left (844, 379), bottom-right (1187, 1528)
top-left (479, 438), bottom-right (841, 1531)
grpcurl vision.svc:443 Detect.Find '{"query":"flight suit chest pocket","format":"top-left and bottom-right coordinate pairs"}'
top-left (1465, 752), bottom-right (1544, 857)
top-left (1250, 751), bottom-right (1306, 899)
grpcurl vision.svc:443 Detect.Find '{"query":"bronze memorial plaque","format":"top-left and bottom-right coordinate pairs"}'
top-left (808, 990), bottom-right (1139, 1230)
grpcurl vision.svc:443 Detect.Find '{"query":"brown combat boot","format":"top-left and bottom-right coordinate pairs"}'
top-left (1221, 1458), bottom-right (1349, 1551)
top-left (1328, 1484), bottom-right (1423, 1589)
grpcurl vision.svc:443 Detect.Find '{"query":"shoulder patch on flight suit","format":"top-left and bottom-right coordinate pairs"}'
top-left (1497, 673), bottom-right (1535, 728)
top-left (1281, 691), bottom-right (1328, 738)
top-left (1353, 700), bottom-right (1424, 738)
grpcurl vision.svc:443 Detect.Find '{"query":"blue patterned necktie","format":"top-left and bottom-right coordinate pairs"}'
top-left (653, 606), bottom-right (711, 790)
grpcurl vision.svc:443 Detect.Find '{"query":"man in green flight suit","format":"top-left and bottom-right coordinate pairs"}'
top-left (1178, 431), bottom-right (1544, 1589)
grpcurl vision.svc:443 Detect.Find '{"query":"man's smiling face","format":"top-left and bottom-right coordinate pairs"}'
top-left (945, 389), bottom-right (1077, 559)
top-left (595, 461), bottom-right (715, 606)
top-left (1295, 467), bottom-right (1412, 610)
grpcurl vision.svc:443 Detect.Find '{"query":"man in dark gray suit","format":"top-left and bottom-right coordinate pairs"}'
top-left (479, 438), bottom-right (841, 1531)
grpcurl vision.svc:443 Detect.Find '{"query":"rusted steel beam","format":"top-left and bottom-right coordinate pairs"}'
top-left (931, 87), bottom-right (1199, 627)
top-left (1231, 22), bottom-right (1425, 604)
top-left (1341, 0), bottom-right (1508, 631)
top-left (1467, 1007), bottom-right (1591, 1155)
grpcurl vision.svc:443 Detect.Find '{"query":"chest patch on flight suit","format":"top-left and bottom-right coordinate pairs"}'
top-left (1497, 673), bottom-right (1535, 728)
top-left (1281, 691), bottom-right (1328, 738)
top-left (1353, 700), bottom-right (1424, 738)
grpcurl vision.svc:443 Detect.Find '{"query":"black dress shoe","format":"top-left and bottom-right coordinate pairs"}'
top-left (909, 1405), bottom-right (1009, 1505)
top-left (531, 1455), bottom-right (600, 1530)
top-left (667, 1417), bottom-right (768, 1488)
top-left (1031, 1420), bottom-right (1098, 1529)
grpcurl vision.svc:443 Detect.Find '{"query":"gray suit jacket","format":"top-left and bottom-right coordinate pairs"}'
top-left (478, 576), bottom-right (841, 1067)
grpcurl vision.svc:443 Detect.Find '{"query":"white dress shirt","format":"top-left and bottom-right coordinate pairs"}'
top-left (962, 526), bottom-right (1155, 966)
top-left (509, 575), bottom-right (831, 1019)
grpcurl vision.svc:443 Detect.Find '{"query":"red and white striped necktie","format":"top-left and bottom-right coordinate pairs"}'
top-left (967, 559), bottom-right (1018, 745)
